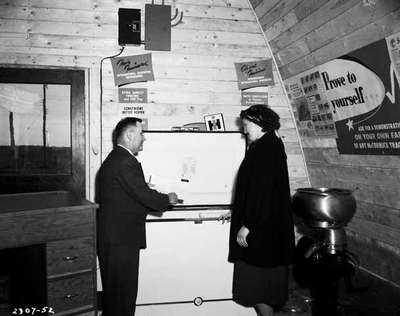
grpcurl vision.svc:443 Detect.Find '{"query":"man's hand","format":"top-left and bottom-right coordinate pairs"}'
top-left (236, 225), bottom-right (249, 247)
top-left (167, 192), bottom-right (179, 204)
top-left (218, 211), bottom-right (231, 224)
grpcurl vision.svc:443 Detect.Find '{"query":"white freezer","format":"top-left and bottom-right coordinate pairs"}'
top-left (135, 210), bottom-right (253, 315)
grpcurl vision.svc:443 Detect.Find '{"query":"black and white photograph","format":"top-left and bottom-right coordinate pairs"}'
top-left (0, 1), bottom-right (399, 316)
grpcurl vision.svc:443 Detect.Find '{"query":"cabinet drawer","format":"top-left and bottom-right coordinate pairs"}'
top-left (47, 273), bottom-right (94, 313)
top-left (47, 237), bottom-right (94, 276)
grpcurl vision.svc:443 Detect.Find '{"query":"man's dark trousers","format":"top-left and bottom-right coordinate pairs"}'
top-left (98, 243), bottom-right (140, 316)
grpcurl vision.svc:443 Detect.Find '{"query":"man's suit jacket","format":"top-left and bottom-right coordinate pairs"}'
top-left (97, 146), bottom-right (170, 248)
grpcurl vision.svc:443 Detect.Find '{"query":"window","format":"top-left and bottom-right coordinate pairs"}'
top-left (0, 68), bottom-right (85, 196)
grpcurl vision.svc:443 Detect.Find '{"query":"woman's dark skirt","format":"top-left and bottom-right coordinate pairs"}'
top-left (232, 260), bottom-right (289, 308)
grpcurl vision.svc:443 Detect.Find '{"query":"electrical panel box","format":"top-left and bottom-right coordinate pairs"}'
top-left (145, 4), bottom-right (171, 51)
top-left (118, 8), bottom-right (141, 46)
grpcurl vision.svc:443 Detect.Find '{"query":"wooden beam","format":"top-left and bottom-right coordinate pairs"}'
top-left (254, 0), bottom-right (281, 21)
top-left (347, 232), bottom-right (400, 284)
top-left (279, 8), bottom-right (400, 79)
top-left (275, 0), bottom-right (400, 66)
top-left (355, 200), bottom-right (400, 230)
top-left (262, 0), bottom-right (329, 37)
top-left (303, 148), bottom-right (400, 169)
top-left (306, 162), bottom-right (400, 188)
top-left (2, 0), bottom-right (253, 12)
top-left (269, 0), bottom-right (359, 50)
top-left (348, 217), bottom-right (400, 249)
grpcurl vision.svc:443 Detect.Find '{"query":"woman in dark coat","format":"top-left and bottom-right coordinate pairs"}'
top-left (228, 105), bottom-right (295, 316)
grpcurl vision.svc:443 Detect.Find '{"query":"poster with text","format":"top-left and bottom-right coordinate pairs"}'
top-left (285, 71), bottom-right (337, 138)
top-left (285, 36), bottom-right (400, 155)
top-left (328, 38), bottom-right (400, 155)
top-left (300, 71), bottom-right (337, 137)
top-left (241, 91), bottom-right (268, 106)
top-left (285, 80), bottom-right (316, 137)
top-left (386, 32), bottom-right (400, 83)
top-left (119, 88), bottom-right (147, 103)
top-left (111, 53), bottom-right (154, 86)
top-left (234, 59), bottom-right (274, 90)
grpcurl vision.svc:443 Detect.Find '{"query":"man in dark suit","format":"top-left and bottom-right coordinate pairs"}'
top-left (97, 117), bottom-right (178, 316)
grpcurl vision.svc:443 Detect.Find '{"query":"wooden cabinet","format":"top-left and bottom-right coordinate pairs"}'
top-left (0, 191), bottom-right (98, 315)
top-left (47, 274), bottom-right (94, 314)
top-left (46, 237), bottom-right (94, 277)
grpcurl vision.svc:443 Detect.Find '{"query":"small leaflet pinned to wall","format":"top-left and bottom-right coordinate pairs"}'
top-left (234, 59), bottom-right (274, 90)
top-left (241, 91), bottom-right (268, 106)
top-left (387, 32), bottom-right (400, 87)
top-left (204, 113), bottom-right (225, 131)
top-left (121, 105), bottom-right (145, 116)
top-left (299, 71), bottom-right (337, 137)
top-left (285, 81), bottom-right (317, 137)
top-left (119, 88), bottom-right (147, 103)
top-left (111, 53), bottom-right (154, 86)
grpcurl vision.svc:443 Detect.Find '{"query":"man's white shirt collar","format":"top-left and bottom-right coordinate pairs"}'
top-left (118, 144), bottom-right (135, 156)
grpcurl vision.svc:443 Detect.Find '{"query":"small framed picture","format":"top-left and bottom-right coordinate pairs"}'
top-left (204, 113), bottom-right (225, 131)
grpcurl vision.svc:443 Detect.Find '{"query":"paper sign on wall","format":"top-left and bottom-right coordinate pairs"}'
top-left (204, 113), bottom-right (225, 131)
top-left (285, 80), bottom-right (318, 137)
top-left (234, 59), bottom-right (274, 90)
top-left (119, 88), bottom-right (147, 103)
top-left (241, 91), bottom-right (268, 106)
top-left (121, 105), bottom-right (145, 116)
top-left (111, 53), bottom-right (154, 86)
top-left (300, 71), bottom-right (337, 137)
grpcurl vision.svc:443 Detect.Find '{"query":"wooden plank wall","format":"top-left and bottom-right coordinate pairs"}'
top-left (0, 1), bottom-right (308, 206)
top-left (250, 0), bottom-right (400, 285)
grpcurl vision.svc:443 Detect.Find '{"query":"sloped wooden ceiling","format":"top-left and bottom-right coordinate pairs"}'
top-left (250, 0), bottom-right (400, 79)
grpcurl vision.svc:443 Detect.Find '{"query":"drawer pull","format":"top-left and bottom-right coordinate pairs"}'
top-left (63, 256), bottom-right (78, 261)
top-left (64, 293), bottom-right (78, 299)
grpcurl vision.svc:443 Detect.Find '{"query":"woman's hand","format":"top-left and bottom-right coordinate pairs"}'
top-left (236, 225), bottom-right (249, 247)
